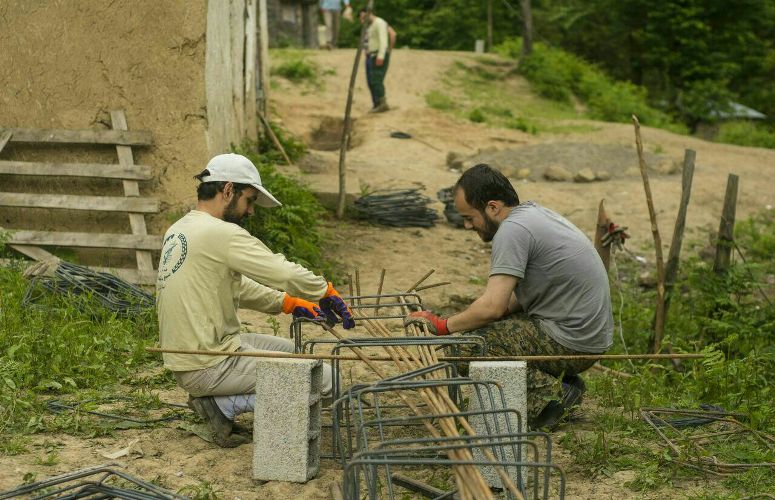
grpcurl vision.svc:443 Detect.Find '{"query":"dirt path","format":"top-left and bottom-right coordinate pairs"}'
top-left (2, 48), bottom-right (773, 499)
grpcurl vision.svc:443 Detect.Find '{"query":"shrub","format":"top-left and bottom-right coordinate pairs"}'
top-left (468, 108), bottom-right (486, 123)
top-left (717, 121), bottom-right (775, 149)
top-left (233, 145), bottom-right (330, 274)
top-left (272, 58), bottom-right (318, 84)
top-left (495, 38), bottom-right (684, 131)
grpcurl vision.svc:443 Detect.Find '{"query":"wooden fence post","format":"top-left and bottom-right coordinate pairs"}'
top-left (713, 174), bottom-right (739, 273)
top-left (337, 1), bottom-right (374, 218)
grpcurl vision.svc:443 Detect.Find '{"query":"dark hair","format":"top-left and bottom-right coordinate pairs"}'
top-left (194, 169), bottom-right (250, 201)
top-left (454, 163), bottom-right (519, 211)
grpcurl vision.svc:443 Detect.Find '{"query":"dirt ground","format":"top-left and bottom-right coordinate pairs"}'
top-left (2, 49), bottom-right (774, 498)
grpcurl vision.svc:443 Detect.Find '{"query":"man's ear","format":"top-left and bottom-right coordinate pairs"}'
top-left (222, 182), bottom-right (235, 202)
top-left (486, 200), bottom-right (502, 216)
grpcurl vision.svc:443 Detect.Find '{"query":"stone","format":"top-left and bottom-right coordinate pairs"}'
top-left (448, 159), bottom-right (464, 172)
top-left (514, 167), bottom-right (531, 180)
top-left (595, 170), bottom-right (611, 181)
top-left (574, 168), bottom-right (596, 183)
top-left (468, 361), bottom-right (528, 489)
top-left (446, 151), bottom-right (462, 166)
top-left (658, 159), bottom-right (680, 175)
top-left (253, 358), bottom-right (323, 483)
top-left (638, 271), bottom-right (657, 288)
top-left (543, 165), bottom-right (572, 182)
top-left (625, 167), bottom-right (641, 177)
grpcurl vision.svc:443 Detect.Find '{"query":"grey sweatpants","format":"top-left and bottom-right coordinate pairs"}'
top-left (174, 333), bottom-right (335, 397)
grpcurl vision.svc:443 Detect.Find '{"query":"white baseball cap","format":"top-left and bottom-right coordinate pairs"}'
top-left (200, 153), bottom-right (281, 208)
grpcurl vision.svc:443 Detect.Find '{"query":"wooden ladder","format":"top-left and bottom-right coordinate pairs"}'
top-left (0, 110), bottom-right (159, 285)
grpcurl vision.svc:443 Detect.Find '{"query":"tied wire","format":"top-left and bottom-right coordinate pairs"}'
top-left (354, 188), bottom-right (439, 228)
top-left (22, 260), bottom-right (154, 316)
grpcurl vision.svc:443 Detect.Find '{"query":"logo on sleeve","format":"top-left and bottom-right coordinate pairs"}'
top-left (157, 233), bottom-right (188, 289)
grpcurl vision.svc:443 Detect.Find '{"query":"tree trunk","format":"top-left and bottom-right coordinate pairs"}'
top-left (520, 0), bottom-right (533, 57)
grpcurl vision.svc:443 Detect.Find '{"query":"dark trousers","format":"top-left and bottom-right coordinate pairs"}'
top-left (365, 51), bottom-right (390, 107)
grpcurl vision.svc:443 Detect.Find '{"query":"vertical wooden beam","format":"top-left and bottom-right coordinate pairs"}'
top-left (230, 0), bottom-right (247, 140)
top-left (111, 110), bottom-right (154, 274)
top-left (664, 149), bottom-right (695, 297)
top-left (244, 0), bottom-right (259, 142)
top-left (205, 0), bottom-right (233, 154)
top-left (257, 0), bottom-right (270, 118)
top-left (713, 174), bottom-right (739, 274)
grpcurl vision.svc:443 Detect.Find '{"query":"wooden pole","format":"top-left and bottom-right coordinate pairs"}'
top-left (663, 149), bottom-right (695, 313)
top-left (593, 199), bottom-right (611, 272)
top-left (257, 112), bottom-right (292, 165)
top-left (337, 1), bottom-right (374, 218)
top-left (632, 115), bottom-right (667, 353)
top-left (487, 0), bottom-right (493, 52)
top-left (713, 174), bottom-right (739, 273)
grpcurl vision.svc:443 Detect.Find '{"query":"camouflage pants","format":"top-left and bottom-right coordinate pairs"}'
top-left (456, 313), bottom-right (597, 423)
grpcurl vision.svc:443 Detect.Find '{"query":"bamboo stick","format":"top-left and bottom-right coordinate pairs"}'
top-left (146, 347), bottom-right (705, 362)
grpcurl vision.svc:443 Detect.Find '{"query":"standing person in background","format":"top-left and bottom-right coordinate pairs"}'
top-left (360, 8), bottom-right (392, 113)
top-left (320, 0), bottom-right (352, 49)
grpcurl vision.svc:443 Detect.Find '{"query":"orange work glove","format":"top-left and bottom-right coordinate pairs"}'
top-left (282, 293), bottom-right (323, 320)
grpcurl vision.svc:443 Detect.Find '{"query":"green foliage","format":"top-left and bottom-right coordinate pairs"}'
top-left (272, 58), bottom-right (318, 84)
top-left (717, 121), bottom-right (775, 149)
top-left (467, 108), bottom-right (486, 123)
top-left (496, 39), bottom-right (683, 131)
top-left (0, 265), bottom-right (158, 436)
top-left (506, 117), bottom-right (539, 135)
top-left (233, 145), bottom-right (330, 275)
top-left (573, 211), bottom-right (775, 493)
top-left (425, 90), bottom-right (458, 111)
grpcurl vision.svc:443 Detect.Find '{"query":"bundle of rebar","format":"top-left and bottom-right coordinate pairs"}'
top-left (328, 269), bottom-right (524, 500)
top-left (22, 260), bottom-right (154, 316)
top-left (353, 188), bottom-right (439, 227)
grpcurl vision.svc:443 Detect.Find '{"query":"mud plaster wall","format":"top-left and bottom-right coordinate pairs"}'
top-left (0, 0), bottom-right (210, 248)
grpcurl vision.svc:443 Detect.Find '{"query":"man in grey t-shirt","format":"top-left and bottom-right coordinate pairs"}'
top-left (405, 164), bottom-right (613, 429)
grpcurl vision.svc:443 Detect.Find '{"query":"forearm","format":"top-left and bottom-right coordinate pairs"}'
top-left (446, 295), bottom-right (506, 333)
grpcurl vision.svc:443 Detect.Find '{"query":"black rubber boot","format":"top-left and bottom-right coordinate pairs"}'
top-left (188, 395), bottom-right (250, 448)
top-left (531, 376), bottom-right (586, 431)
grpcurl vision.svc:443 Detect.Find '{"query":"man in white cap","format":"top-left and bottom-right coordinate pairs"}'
top-left (156, 153), bottom-right (354, 447)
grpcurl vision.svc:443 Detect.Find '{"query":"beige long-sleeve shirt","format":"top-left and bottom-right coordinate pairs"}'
top-left (366, 16), bottom-right (389, 60)
top-left (156, 210), bottom-right (328, 371)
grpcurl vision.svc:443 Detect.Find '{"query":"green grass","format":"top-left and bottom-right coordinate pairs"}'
top-left (270, 49), bottom-right (322, 86)
top-left (562, 210), bottom-right (775, 495)
top-left (424, 56), bottom-right (591, 136)
top-left (425, 90), bottom-right (458, 111)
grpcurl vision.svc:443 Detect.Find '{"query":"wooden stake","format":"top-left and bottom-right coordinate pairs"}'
top-left (713, 174), bottom-right (739, 274)
top-left (337, 1), bottom-right (374, 218)
top-left (593, 199), bottom-right (611, 272)
top-left (632, 115), bottom-right (667, 353)
top-left (257, 112), bottom-right (292, 165)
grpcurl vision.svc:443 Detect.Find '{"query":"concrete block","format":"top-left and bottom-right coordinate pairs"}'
top-left (468, 361), bottom-right (527, 488)
top-left (253, 358), bottom-right (323, 483)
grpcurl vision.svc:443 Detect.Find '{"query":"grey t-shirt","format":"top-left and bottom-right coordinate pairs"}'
top-left (490, 202), bottom-right (613, 353)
